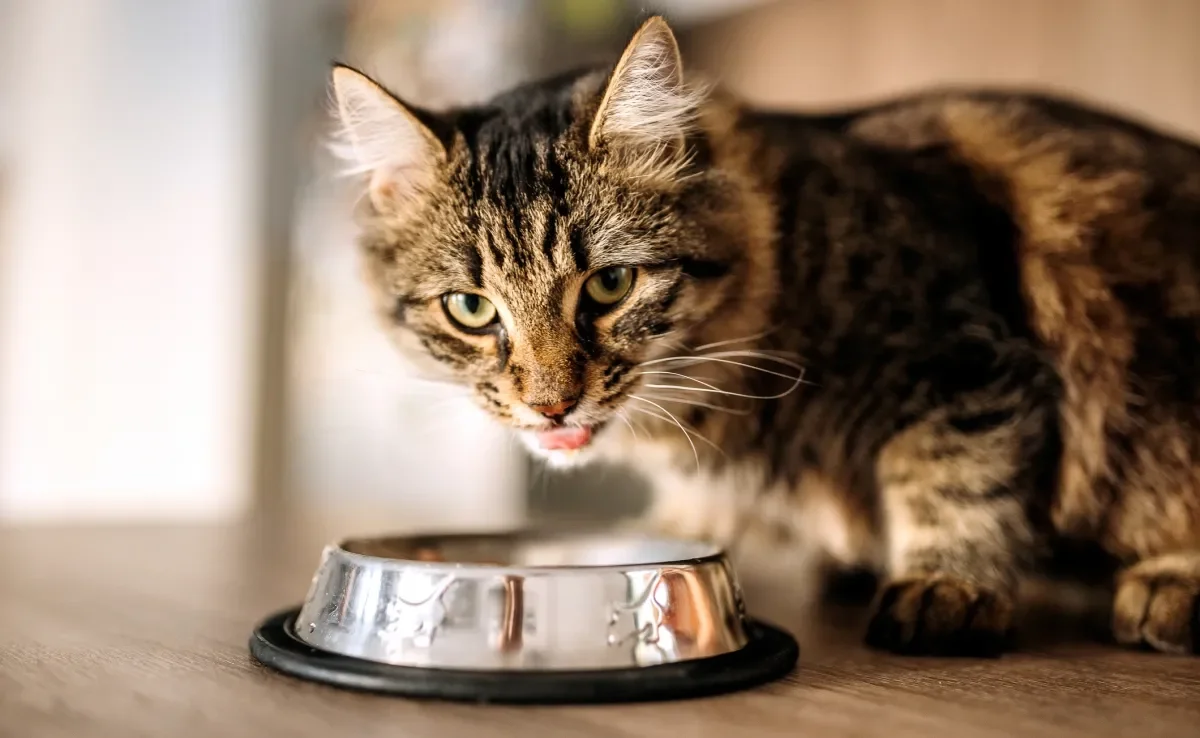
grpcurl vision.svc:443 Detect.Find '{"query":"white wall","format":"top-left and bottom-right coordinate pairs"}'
top-left (0, 0), bottom-right (267, 521)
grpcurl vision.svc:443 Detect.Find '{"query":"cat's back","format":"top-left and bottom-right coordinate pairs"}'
top-left (831, 89), bottom-right (1200, 277)
top-left (759, 88), bottom-right (1200, 556)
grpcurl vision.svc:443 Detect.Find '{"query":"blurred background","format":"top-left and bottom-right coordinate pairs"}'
top-left (0, 0), bottom-right (1197, 534)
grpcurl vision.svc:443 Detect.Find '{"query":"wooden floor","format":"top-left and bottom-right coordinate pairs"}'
top-left (2, 516), bottom-right (1197, 738)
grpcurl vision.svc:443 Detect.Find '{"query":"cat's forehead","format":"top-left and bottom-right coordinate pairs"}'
top-left (473, 196), bottom-right (583, 318)
top-left (446, 117), bottom-right (578, 209)
top-left (430, 104), bottom-right (602, 296)
top-left (441, 71), bottom-right (599, 203)
top-left (394, 72), bottom-right (669, 298)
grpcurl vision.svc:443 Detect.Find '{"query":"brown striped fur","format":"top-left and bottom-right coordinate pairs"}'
top-left (329, 17), bottom-right (1200, 655)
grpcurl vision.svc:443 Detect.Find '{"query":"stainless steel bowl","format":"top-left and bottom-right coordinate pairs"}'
top-left (291, 531), bottom-right (750, 671)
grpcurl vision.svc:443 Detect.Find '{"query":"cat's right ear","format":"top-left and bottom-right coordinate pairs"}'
top-left (328, 65), bottom-right (445, 213)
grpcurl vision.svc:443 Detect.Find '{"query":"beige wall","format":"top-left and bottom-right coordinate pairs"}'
top-left (0, 0), bottom-right (267, 522)
top-left (687, 0), bottom-right (1200, 142)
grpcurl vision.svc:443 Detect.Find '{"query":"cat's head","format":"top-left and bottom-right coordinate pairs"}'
top-left (329, 16), bottom-right (767, 467)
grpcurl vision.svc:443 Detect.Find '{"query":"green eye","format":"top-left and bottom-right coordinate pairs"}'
top-left (584, 267), bottom-right (634, 306)
top-left (443, 292), bottom-right (498, 330)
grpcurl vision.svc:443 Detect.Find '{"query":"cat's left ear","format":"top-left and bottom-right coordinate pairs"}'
top-left (588, 16), bottom-right (701, 169)
top-left (329, 65), bottom-right (446, 214)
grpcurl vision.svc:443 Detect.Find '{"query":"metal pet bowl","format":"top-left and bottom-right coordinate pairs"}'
top-left (249, 531), bottom-right (799, 704)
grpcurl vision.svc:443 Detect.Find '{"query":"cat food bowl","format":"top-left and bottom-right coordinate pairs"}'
top-left (249, 530), bottom-right (799, 703)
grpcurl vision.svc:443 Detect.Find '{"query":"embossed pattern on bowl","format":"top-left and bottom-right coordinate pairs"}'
top-left (293, 532), bottom-right (750, 671)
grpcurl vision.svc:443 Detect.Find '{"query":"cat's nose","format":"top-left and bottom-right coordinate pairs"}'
top-left (528, 397), bottom-right (578, 420)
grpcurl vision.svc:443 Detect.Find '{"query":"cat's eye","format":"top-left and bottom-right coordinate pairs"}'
top-left (443, 292), bottom-right (498, 331)
top-left (584, 267), bottom-right (635, 307)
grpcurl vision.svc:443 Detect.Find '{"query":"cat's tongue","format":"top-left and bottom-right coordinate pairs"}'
top-left (537, 426), bottom-right (592, 451)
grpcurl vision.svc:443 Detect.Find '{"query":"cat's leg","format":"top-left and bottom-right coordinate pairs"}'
top-left (1112, 552), bottom-right (1200, 654)
top-left (865, 388), bottom-right (1054, 656)
top-left (1084, 423), bottom-right (1200, 654)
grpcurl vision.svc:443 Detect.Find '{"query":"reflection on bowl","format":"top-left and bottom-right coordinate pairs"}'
top-left (292, 531), bottom-right (750, 671)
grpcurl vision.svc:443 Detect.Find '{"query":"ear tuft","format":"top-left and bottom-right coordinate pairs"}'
top-left (327, 65), bottom-right (444, 212)
top-left (589, 16), bottom-right (705, 162)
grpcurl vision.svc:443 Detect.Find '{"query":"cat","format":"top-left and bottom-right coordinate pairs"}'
top-left (326, 15), bottom-right (1200, 656)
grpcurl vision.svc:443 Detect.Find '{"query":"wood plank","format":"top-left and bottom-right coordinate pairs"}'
top-left (1, 521), bottom-right (1197, 738)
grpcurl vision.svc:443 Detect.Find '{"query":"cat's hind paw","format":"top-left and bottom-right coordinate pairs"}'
top-left (865, 576), bottom-right (1015, 657)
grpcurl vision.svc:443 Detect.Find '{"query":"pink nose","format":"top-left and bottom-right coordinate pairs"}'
top-left (528, 398), bottom-right (577, 419)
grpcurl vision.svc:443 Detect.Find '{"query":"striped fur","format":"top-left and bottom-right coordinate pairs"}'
top-left (331, 16), bottom-right (1200, 656)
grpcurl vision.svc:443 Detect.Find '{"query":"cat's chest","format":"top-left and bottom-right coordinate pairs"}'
top-left (605, 435), bottom-right (880, 568)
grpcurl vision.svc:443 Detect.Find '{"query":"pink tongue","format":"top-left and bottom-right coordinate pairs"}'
top-left (537, 426), bottom-right (592, 451)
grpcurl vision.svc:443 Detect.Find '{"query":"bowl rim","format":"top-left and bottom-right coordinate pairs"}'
top-left (326, 529), bottom-right (729, 574)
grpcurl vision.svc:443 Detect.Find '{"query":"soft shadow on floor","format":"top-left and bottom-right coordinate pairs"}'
top-left (737, 563), bottom-right (1115, 657)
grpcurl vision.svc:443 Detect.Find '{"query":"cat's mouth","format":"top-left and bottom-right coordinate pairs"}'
top-left (519, 419), bottom-right (610, 466)
top-left (536, 425), bottom-right (593, 451)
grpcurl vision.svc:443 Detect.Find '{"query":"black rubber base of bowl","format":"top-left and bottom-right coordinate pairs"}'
top-left (249, 606), bottom-right (799, 704)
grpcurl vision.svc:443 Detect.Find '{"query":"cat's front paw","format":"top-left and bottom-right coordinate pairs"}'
top-left (1113, 554), bottom-right (1200, 655)
top-left (865, 576), bottom-right (1015, 657)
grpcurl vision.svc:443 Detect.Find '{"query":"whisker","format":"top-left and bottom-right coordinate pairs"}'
top-left (636, 345), bottom-right (816, 401)
top-left (638, 391), bottom-right (751, 416)
top-left (700, 348), bottom-right (805, 361)
top-left (627, 396), bottom-right (700, 470)
top-left (648, 332), bottom-right (690, 352)
top-left (692, 327), bottom-right (779, 352)
top-left (639, 351), bottom-right (805, 375)
top-left (695, 349), bottom-right (805, 362)
top-left (626, 403), bottom-right (726, 459)
top-left (643, 357), bottom-right (800, 382)
top-left (643, 380), bottom-right (806, 401)
top-left (640, 369), bottom-right (809, 399)
top-left (646, 352), bottom-right (805, 378)
top-left (639, 364), bottom-right (809, 400)
top-left (616, 409), bottom-right (641, 442)
top-left (628, 411), bottom-right (650, 440)
top-left (636, 370), bottom-right (732, 393)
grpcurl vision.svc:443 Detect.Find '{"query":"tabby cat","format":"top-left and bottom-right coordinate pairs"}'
top-left (328, 16), bottom-right (1200, 655)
